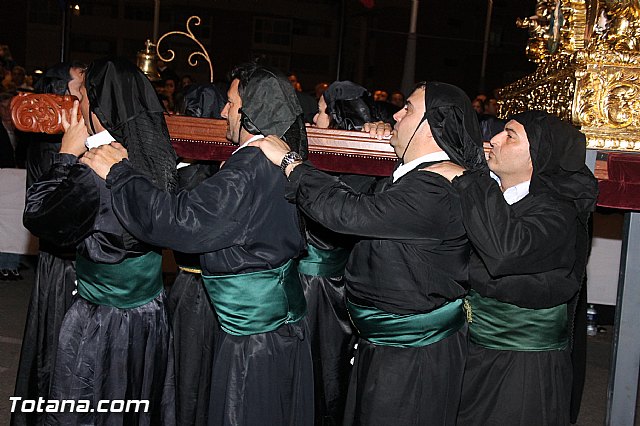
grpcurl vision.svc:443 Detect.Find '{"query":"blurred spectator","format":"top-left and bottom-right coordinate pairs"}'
top-left (389, 90), bottom-right (405, 109)
top-left (164, 77), bottom-right (177, 113)
top-left (287, 72), bottom-right (316, 123)
top-left (314, 81), bottom-right (329, 100)
top-left (472, 98), bottom-right (484, 114)
top-left (181, 74), bottom-right (194, 89)
top-left (12, 66), bottom-right (33, 91)
top-left (287, 72), bottom-right (303, 92)
top-left (373, 89), bottom-right (388, 102)
top-left (484, 97), bottom-right (498, 116)
top-left (0, 44), bottom-right (16, 70)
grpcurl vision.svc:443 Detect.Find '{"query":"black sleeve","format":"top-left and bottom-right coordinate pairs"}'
top-left (106, 158), bottom-right (253, 253)
top-left (287, 163), bottom-right (455, 240)
top-left (453, 169), bottom-right (576, 276)
top-left (23, 153), bottom-right (99, 247)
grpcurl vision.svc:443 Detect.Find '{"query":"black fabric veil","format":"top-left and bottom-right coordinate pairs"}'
top-left (511, 111), bottom-right (598, 214)
top-left (180, 83), bottom-right (226, 119)
top-left (237, 65), bottom-right (308, 160)
top-left (425, 82), bottom-right (485, 170)
top-left (85, 57), bottom-right (177, 192)
top-left (323, 81), bottom-right (373, 131)
top-left (33, 62), bottom-right (78, 95)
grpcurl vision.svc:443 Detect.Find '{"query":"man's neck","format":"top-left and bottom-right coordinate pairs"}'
top-left (402, 142), bottom-right (442, 164)
top-left (497, 175), bottom-right (531, 192)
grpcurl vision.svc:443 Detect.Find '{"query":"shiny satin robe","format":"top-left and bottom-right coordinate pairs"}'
top-left (105, 146), bottom-right (314, 426)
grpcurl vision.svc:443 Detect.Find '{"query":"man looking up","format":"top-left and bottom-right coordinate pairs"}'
top-left (252, 81), bottom-right (485, 426)
top-left (427, 111), bottom-right (598, 425)
top-left (82, 63), bottom-right (313, 426)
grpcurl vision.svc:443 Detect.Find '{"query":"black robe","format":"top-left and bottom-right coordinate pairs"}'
top-left (169, 162), bottom-right (220, 426)
top-left (12, 136), bottom-right (77, 426)
top-left (105, 146), bottom-right (314, 426)
top-left (23, 154), bottom-right (175, 426)
top-left (286, 161), bottom-right (469, 426)
top-left (453, 170), bottom-right (587, 426)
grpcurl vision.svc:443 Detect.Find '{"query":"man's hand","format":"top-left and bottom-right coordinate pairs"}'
top-left (80, 142), bottom-right (129, 180)
top-left (363, 121), bottom-right (392, 140)
top-left (423, 161), bottom-right (466, 182)
top-left (60, 100), bottom-right (88, 157)
top-left (248, 135), bottom-right (291, 167)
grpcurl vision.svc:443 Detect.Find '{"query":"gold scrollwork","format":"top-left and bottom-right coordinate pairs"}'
top-left (156, 16), bottom-right (214, 83)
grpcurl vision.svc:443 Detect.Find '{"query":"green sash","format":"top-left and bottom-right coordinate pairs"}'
top-left (347, 298), bottom-right (465, 348)
top-left (201, 260), bottom-right (306, 336)
top-left (467, 290), bottom-right (568, 351)
top-left (76, 251), bottom-right (163, 309)
top-left (297, 244), bottom-right (350, 278)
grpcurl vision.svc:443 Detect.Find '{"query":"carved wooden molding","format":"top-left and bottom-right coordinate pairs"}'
top-left (12, 93), bottom-right (608, 180)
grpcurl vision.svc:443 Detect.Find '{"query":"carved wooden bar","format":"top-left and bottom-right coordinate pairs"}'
top-left (11, 92), bottom-right (607, 180)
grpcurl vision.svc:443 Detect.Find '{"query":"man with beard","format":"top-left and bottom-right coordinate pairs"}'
top-left (427, 111), bottom-right (598, 425)
top-left (82, 63), bottom-right (313, 425)
top-left (252, 81), bottom-right (485, 425)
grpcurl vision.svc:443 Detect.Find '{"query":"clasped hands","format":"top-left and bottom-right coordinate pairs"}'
top-left (61, 99), bottom-right (128, 180)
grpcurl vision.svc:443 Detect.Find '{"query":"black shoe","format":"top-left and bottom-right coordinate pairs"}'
top-left (9, 269), bottom-right (22, 280)
top-left (0, 269), bottom-right (9, 280)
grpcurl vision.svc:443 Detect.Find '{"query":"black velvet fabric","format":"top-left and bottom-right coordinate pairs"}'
top-left (11, 253), bottom-right (76, 426)
top-left (457, 343), bottom-right (572, 426)
top-left (343, 329), bottom-right (467, 426)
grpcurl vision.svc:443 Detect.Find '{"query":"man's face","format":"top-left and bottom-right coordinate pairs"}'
top-left (390, 87), bottom-right (431, 158)
top-left (221, 79), bottom-right (243, 144)
top-left (313, 96), bottom-right (331, 128)
top-left (487, 119), bottom-right (532, 179)
top-left (67, 67), bottom-right (84, 99)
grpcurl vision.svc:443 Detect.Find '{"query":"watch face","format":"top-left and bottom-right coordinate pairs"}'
top-left (548, 0), bottom-right (564, 54)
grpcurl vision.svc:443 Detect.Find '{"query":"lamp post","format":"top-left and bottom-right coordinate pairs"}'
top-left (479, 0), bottom-right (494, 93)
top-left (400, 0), bottom-right (419, 95)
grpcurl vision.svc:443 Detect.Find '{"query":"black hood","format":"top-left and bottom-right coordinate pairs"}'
top-left (85, 57), bottom-right (177, 192)
top-left (511, 110), bottom-right (598, 214)
top-left (425, 82), bottom-right (485, 170)
top-left (239, 66), bottom-right (307, 159)
top-left (181, 83), bottom-right (226, 119)
top-left (323, 81), bottom-right (371, 130)
top-left (34, 61), bottom-right (83, 95)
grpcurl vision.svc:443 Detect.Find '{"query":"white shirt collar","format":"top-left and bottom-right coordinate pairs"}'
top-left (490, 171), bottom-right (530, 205)
top-left (85, 130), bottom-right (116, 149)
top-left (392, 151), bottom-right (450, 182)
top-left (232, 134), bottom-right (264, 154)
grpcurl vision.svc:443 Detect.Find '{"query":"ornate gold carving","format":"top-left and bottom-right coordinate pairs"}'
top-left (157, 16), bottom-right (214, 83)
top-left (502, 0), bottom-right (640, 151)
top-left (10, 92), bottom-right (78, 134)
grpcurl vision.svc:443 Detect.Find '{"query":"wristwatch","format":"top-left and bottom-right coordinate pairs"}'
top-left (280, 151), bottom-right (303, 175)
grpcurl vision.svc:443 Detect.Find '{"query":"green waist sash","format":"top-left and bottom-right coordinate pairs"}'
top-left (297, 244), bottom-right (350, 278)
top-left (201, 260), bottom-right (306, 336)
top-left (347, 298), bottom-right (465, 348)
top-left (76, 251), bottom-right (163, 309)
top-left (467, 290), bottom-right (568, 351)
